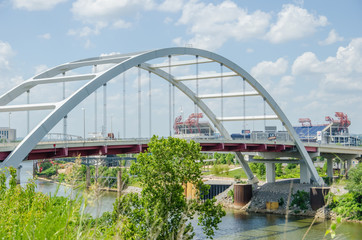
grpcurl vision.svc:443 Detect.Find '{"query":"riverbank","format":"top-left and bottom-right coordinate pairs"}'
top-left (215, 179), bottom-right (361, 223)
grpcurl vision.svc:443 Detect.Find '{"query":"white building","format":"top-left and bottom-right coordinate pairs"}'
top-left (0, 128), bottom-right (16, 142)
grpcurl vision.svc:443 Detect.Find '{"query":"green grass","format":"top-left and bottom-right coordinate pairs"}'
top-left (202, 165), bottom-right (248, 179)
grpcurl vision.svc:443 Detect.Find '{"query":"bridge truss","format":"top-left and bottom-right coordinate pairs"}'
top-left (0, 47), bottom-right (324, 185)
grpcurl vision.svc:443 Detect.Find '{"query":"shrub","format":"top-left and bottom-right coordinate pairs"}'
top-left (275, 163), bottom-right (283, 177)
top-left (278, 197), bottom-right (284, 207)
top-left (328, 192), bottom-right (361, 220)
top-left (40, 161), bottom-right (53, 171)
top-left (227, 189), bottom-right (234, 202)
top-left (290, 190), bottom-right (309, 210)
top-left (346, 163), bottom-right (362, 194)
top-left (286, 163), bottom-right (297, 170)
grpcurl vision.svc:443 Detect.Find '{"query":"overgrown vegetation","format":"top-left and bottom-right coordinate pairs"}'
top-left (327, 163), bottom-right (362, 220)
top-left (110, 136), bottom-right (226, 239)
top-left (290, 190), bottom-right (309, 210)
top-left (0, 136), bottom-right (226, 239)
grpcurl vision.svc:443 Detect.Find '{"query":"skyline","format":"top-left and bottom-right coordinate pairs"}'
top-left (1, 0), bottom-right (362, 138)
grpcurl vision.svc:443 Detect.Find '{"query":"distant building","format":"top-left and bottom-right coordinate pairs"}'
top-left (174, 113), bottom-right (216, 139)
top-left (0, 127), bottom-right (16, 142)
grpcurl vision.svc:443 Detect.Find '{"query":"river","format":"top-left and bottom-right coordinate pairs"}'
top-left (19, 161), bottom-right (361, 240)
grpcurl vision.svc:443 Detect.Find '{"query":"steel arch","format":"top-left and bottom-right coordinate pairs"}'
top-left (0, 47), bottom-right (323, 185)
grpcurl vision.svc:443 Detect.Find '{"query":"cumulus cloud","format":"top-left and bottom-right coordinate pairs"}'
top-left (0, 41), bottom-right (15, 70)
top-left (266, 4), bottom-right (328, 43)
top-left (12, 0), bottom-right (67, 11)
top-left (251, 57), bottom-right (288, 80)
top-left (292, 38), bottom-right (362, 77)
top-left (69, 0), bottom-right (155, 37)
top-left (159, 0), bottom-right (185, 12)
top-left (174, 0), bottom-right (271, 50)
top-left (319, 29), bottom-right (344, 46)
top-left (68, 23), bottom-right (106, 37)
top-left (71, 0), bottom-right (154, 24)
top-left (292, 37), bottom-right (362, 100)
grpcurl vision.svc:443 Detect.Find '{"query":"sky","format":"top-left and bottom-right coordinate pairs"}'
top-left (0, 0), bottom-right (362, 139)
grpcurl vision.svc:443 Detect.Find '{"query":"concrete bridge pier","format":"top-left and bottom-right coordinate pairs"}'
top-left (266, 162), bottom-right (275, 183)
top-left (300, 161), bottom-right (311, 184)
top-left (326, 158), bottom-right (333, 179)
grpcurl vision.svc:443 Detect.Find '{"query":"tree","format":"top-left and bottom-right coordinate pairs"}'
top-left (111, 136), bottom-right (225, 239)
top-left (275, 163), bottom-right (283, 177)
top-left (346, 163), bottom-right (362, 195)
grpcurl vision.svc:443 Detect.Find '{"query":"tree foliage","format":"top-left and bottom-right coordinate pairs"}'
top-left (346, 163), bottom-right (362, 194)
top-left (111, 136), bottom-right (225, 239)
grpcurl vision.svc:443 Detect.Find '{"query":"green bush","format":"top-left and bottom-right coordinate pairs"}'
top-left (227, 189), bottom-right (234, 202)
top-left (275, 163), bottom-right (283, 177)
top-left (346, 163), bottom-right (362, 194)
top-left (328, 192), bottom-right (361, 220)
top-left (286, 163), bottom-right (297, 170)
top-left (249, 162), bottom-right (266, 177)
top-left (38, 166), bottom-right (57, 177)
top-left (290, 190), bottom-right (309, 210)
top-left (40, 161), bottom-right (53, 171)
top-left (278, 197), bottom-right (284, 207)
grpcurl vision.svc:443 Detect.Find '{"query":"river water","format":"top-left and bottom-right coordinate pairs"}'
top-left (19, 161), bottom-right (361, 240)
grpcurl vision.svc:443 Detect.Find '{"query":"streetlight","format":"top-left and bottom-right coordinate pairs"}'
top-left (82, 108), bottom-right (85, 140)
top-left (8, 112), bottom-right (11, 129)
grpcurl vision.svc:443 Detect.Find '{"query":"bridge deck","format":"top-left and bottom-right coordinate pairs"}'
top-left (1, 139), bottom-right (361, 161)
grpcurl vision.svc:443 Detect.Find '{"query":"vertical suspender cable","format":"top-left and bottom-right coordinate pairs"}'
top-left (27, 90), bottom-right (30, 134)
top-left (220, 63), bottom-right (224, 125)
top-left (94, 65), bottom-right (98, 135)
top-left (103, 83), bottom-right (107, 137)
top-left (243, 77), bottom-right (246, 141)
top-left (62, 72), bottom-right (67, 141)
top-left (263, 97), bottom-right (266, 131)
top-left (138, 66), bottom-right (141, 139)
top-left (123, 72), bottom-right (126, 138)
top-left (168, 55), bottom-right (172, 137)
top-left (195, 55), bottom-right (199, 115)
top-left (149, 71), bottom-right (152, 138)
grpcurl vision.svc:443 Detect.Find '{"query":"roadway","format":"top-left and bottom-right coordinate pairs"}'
top-left (1, 138), bottom-right (361, 161)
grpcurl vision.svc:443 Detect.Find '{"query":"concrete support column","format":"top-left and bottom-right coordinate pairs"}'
top-left (266, 162), bottom-right (275, 183)
top-left (327, 158), bottom-right (333, 179)
top-left (16, 165), bottom-right (22, 184)
top-left (300, 161), bottom-right (311, 184)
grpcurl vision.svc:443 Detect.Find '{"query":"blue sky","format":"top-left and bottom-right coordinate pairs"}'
top-left (0, 0), bottom-right (362, 138)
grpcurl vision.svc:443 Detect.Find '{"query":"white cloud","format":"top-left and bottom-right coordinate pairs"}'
top-left (174, 0), bottom-right (271, 50)
top-left (246, 48), bottom-right (254, 53)
top-left (12, 0), bottom-right (67, 11)
top-left (251, 57), bottom-right (288, 80)
top-left (112, 19), bottom-right (132, 29)
top-left (266, 4), bottom-right (328, 43)
top-left (68, 23), bottom-right (107, 37)
top-left (38, 33), bottom-right (51, 40)
top-left (159, 0), bottom-right (184, 12)
top-left (319, 29), bottom-right (344, 45)
top-left (71, 0), bottom-right (154, 24)
top-left (0, 41), bottom-right (15, 70)
top-left (292, 38), bottom-right (362, 76)
top-left (291, 37), bottom-right (362, 105)
top-left (70, 0), bottom-right (155, 37)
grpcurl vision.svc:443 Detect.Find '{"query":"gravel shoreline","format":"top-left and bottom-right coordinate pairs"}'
top-left (215, 179), bottom-right (344, 220)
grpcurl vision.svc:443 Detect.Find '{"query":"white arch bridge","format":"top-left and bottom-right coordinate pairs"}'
top-left (0, 47), bottom-right (325, 185)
